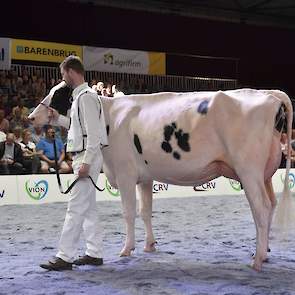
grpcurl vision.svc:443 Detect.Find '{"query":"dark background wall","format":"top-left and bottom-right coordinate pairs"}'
top-left (1, 0), bottom-right (295, 96)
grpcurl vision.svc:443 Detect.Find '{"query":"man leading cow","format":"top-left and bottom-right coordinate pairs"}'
top-left (40, 55), bottom-right (108, 271)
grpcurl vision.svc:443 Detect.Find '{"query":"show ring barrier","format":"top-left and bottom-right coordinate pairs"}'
top-left (0, 169), bottom-right (293, 206)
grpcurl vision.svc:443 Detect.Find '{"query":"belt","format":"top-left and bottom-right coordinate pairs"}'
top-left (70, 150), bottom-right (85, 156)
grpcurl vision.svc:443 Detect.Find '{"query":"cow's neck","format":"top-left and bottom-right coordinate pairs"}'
top-left (100, 96), bottom-right (113, 126)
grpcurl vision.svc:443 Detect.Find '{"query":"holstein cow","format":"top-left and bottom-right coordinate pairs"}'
top-left (29, 81), bottom-right (295, 271)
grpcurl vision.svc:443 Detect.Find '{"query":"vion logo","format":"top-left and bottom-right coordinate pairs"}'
top-left (0, 190), bottom-right (4, 198)
top-left (25, 180), bottom-right (49, 200)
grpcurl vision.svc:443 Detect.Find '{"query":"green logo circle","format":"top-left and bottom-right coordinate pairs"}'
top-left (105, 179), bottom-right (120, 197)
top-left (229, 179), bottom-right (242, 191)
top-left (280, 173), bottom-right (295, 189)
top-left (25, 180), bottom-right (48, 200)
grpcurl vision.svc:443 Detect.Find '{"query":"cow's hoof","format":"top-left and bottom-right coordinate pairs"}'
top-left (251, 253), bottom-right (269, 262)
top-left (251, 261), bottom-right (262, 272)
top-left (119, 247), bottom-right (135, 257)
top-left (144, 241), bottom-right (157, 253)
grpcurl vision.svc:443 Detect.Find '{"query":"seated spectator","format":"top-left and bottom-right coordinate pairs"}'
top-left (0, 133), bottom-right (24, 174)
top-left (13, 126), bottom-right (23, 144)
top-left (36, 127), bottom-right (71, 174)
top-left (90, 79), bottom-right (97, 88)
top-left (35, 77), bottom-right (46, 98)
top-left (105, 83), bottom-right (113, 97)
top-left (112, 84), bottom-right (125, 97)
top-left (10, 108), bottom-right (27, 131)
top-left (20, 129), bottom-right (41, 174)
top-left (96, 81), bottom-right (104, 95)
top-left (0, 94), bottom-right (12, 118)
top-left (92, 84), bottom-right (98, 92)
top-left (0, 109), bottom-right (9, 133)
top-left (12, 97), bottom-right (30, 120)
top-left (30, 125), bottom-right (45, 145)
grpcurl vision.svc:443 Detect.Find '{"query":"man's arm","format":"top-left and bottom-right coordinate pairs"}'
top-left (81, 94), bottom-right (101, 165)
top-left (48, 107), bottom-right (71, 129)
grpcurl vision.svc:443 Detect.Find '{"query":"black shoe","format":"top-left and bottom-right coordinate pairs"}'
top-left (73, 255), bottom-right (103, 266)
top-left (40, 257), bottom-right (72, 271)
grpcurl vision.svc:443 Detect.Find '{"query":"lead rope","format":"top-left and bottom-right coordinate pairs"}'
top-left (52, 138), bottom-right (104, 194)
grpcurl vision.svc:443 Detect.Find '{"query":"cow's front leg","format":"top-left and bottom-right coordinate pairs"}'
top-left (118, 179), bottom-right (137, 256)
top-left (138, 181), bottom-right (156, 252)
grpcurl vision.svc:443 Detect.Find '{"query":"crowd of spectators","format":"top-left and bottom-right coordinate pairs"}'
top-left (0, 68), bottom-right (138, 175)
top-left (1, 67), bottom-right (294, 174)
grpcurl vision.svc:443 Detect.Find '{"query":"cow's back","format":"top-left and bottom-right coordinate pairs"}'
top-left (102, 89), bottom-right (283, 186)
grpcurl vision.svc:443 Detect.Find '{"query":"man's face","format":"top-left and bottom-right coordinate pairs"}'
top-left (61, 68), bottom-right (74, 87)
top-left (6, 134), bottom-right (15, 145)
top-left (46, 128), bottom-right (55, 139)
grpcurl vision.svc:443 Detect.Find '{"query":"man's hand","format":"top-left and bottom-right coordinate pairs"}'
top-left (78, 163), bottom-right (90, 178)
top-left (48, 107), bottom-right (59, 123)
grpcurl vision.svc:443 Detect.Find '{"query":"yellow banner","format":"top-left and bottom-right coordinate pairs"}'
top-left (11, 39), bottom-right (83, 63)
top-left (148, 52), bottom-right (166, 75)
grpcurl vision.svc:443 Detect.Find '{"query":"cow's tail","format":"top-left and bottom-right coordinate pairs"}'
top-left (273, 91), bottom-right (295, 235)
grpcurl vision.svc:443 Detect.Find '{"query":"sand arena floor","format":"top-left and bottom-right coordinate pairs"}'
top-left (1, 195), bottom-right (295, 295)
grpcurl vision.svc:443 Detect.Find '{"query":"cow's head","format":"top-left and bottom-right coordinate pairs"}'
top-left (29, 81), bottom-right (72, 127)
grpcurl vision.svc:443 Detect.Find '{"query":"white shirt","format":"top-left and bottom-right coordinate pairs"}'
top-left (57, 82), bottom-right (108, 165)
top-left (0, 131), bottom-right (6, 142)
top-left (19, 141), bottom-right (36, 153)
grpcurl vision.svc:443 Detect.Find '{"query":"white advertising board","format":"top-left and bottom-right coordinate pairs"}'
top-left (1, 169), bottom-right (294, 206)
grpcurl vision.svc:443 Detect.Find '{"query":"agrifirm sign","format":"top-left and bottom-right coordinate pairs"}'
top-left (83, 46), bottom-right (165, 75)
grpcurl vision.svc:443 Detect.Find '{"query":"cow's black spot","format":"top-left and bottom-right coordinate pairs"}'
top-left (161, 141), bottom-right (172, 153)
top-left (50, 85), bottom-right (73, 116)
top-left (145, 160), bottom-right (148, 165)
top-left (174, 129), bottom-right (190, 152)
top-left (106, 125), bottom-right (110, 136)
top-left (164, 125), bottom-right (175, 141)
top-left (134, 134), bottom-right (142, 154)
top-left (197, 100), bottom-right (209, 115)
top-left (173, 151), bottom-right (181, 160)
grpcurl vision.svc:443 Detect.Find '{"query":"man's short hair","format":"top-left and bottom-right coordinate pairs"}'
top-left (60, 55), bottom-right (85, 75)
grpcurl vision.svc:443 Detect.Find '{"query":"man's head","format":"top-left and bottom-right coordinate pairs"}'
top-left (14, 108), bottom-right (22, 119)
top-left (46, 127), bottom-right (55, 140)
top-left (6, 133), bottom-right (15, 145)
top-left (60, 55), bottom-right (85, 88)
top-left (13, 127), bottom-right (22, 138)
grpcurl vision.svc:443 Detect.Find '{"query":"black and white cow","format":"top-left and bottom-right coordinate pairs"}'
top-left (29, 81), bottom-right (295, 271)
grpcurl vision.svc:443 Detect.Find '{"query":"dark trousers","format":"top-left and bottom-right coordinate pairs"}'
top-left (0, 162), bottom-right (24, 175)
top-left (23, 155), bottom-right (41, 174)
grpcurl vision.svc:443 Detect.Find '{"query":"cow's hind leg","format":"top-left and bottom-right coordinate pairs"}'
top-left (240, 173), bottom-right (272, 271)
top-left (118, 177), bottom-right (137, 256)
top-left (138, 181), bottom-right (157, 252)
top-left (265, 179), bottom-right (277, 256)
